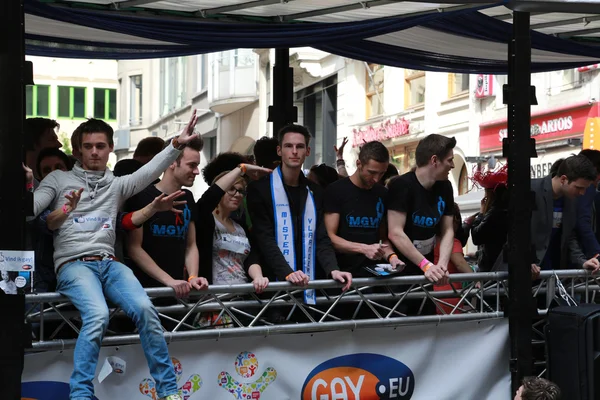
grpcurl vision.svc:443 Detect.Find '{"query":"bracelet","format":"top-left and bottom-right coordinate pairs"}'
top-left (336, 159), bottom-right (346, 166)
top-left (187, 275), bottom-right (197, 282)
top-left (26, 182), bottom-right (34, 191)
top-left (387, 253), bottom-right (398, 263)
top-left (238, 163), bottom-right (247, 176)
top-left (422, 263), bottom-right (433, 273)
top-left (418, 258), bottom-right (431, 270)
top-left (172, 137), bottom-right (185, 150)
top-left (285, 273), bottom-right (293, 280)
top-left (62, 204), bottom-right (71, 215)
top-left (121, 212), bottom-right (141, 231)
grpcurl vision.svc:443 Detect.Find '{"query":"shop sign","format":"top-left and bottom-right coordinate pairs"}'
top-left (578, 64), bottom-right (599, 73)
top-left (480, 103), bottom-right (593, 152)
top-left (475, 75), bottom-right (495, 98)
top-left (530, 160), bottom-right (555, 179)
top-left (352, 118), bottom-right (410, 147)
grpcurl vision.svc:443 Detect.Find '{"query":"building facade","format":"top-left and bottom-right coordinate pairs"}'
top-left (117, 50), bottom-right (260, 197)
top-left (264, 50), bottom-right (474, 195)
top-left (25, 56), bottom-right (119, 165)
top-left (475, 66), bottom-right (600, 179)
top-left (117, 48), bottom-right (600, 201)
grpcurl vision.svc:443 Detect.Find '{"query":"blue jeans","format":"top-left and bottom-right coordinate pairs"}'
top-left (57, 260), bottom-right (178, 400)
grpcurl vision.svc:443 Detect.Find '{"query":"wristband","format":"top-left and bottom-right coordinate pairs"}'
top-left (62, 204), bottom-right (71, 215)
top-left (187, 275), bottom-right (197, 283)
top-left (336, 159), bottom-right (346, 166)
top-left (422, 263), bottom-right (433, 273)
top-left (418, 258), bottom-right (431, 270)
top-left (121, 212), bottom-right (140, 231)
top-left (238, 163), bottom-right (247, 176)
top-left (172, 137), bottom-right (185, 150)
top-left (387, 253), bottom-right (398, 263)
top-left (26, 182), bottom-right (34, 191)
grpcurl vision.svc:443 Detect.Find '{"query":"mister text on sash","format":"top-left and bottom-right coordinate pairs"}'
top-left (270, 167), bottom-right (316, 305)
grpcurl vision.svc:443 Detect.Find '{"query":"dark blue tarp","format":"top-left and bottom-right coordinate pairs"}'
top-left (24, 0), bottom-right (600, 73)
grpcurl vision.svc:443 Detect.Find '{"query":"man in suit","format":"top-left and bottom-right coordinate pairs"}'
top-left (531, 155), bottom-right (600, 277)
top-left (247, 124), bottom-right (352, 289)
top-left (496, 155), bottom-right (600, 277)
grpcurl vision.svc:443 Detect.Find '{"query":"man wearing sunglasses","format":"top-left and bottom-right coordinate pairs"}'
top-left (125, 137), bottom-right (209, 298)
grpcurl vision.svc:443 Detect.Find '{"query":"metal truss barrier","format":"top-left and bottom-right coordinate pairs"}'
top-left (24, 270), bottom-right (600, 357)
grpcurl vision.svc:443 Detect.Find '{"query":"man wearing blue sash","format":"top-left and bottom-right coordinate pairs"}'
top-left (247, 124), bottom-right (352, 305)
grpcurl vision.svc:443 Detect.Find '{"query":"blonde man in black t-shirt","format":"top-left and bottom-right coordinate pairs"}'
top-left (387, 134), bottom-right (456, 286)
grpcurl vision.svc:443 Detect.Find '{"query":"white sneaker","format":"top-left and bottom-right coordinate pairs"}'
top-left (160, 395), bottom-right (183, 400)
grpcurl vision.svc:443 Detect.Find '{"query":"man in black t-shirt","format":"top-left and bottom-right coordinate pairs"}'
top-left (114, 136), bottom-right (165, 177)
top-left (126, 137), bottom-right (208, 297)
top-left (324, 141), bottom-right (404, 276)
top-left (387, 134), bottom-right (456, 285)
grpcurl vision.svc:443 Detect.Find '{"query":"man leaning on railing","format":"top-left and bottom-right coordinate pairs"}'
top-left (387, 134), bottom-right (456, 315)
top-left (493, 155), bottom-right (600, 277)
top-left (247, 124), bottom-right (352, 311)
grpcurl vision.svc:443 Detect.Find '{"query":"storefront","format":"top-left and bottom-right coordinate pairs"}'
top-left (351, 115), bottom-right (424, 175)
top-left (351, 114), bottom-right (470, 194)
top-left (480, 101), bottom-right (600, 178)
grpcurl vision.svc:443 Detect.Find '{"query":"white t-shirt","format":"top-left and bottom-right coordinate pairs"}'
top-left (212, 217), bottom-right (251, 285)
top-left (0, 280), bottom-right (17, 295)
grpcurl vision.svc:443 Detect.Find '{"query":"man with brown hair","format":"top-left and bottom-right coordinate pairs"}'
top-left (32, 112), bottom-right (201, 400)
top-left (514, 377), bottom-right (561, 400)
top-left (114, 136), bottom-right (166, 177)
top-left (325, 141), bottom-right (403, 277)
top-left (247, 124), bottom-right (352, 294)
top-left (70, 127), bottom-right (82, 161)
top-left (126, 136), bottom-right (208, 297)
top-left (387, 134), bottom-right (456, 286)
top-left (24, 117), bottom-right (61, 182)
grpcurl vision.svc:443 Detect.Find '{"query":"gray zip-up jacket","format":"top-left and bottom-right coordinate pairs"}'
top-left (33, 144), bottom-right (182, 271)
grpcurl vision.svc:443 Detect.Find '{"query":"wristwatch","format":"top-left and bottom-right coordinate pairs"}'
top-left (172, 136), bottom-right (185, 150)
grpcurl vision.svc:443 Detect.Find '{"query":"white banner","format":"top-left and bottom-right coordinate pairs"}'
top-left (0, 250), bottom-right (35, 272)
top-left (0, 250), bottom-right (35, 295)
top-left (22, 319), bottom-right (510, 400)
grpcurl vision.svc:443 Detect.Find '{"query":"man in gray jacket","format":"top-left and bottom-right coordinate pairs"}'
top-left (529, 155), bottom-right (600, 277)
top-left (32, 112), bottom-right (200, 400)
top-left (494, 155), bottom-right (600, 277)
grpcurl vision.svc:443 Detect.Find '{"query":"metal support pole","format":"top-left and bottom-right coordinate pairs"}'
top-left (267, 48), bottom-right (297, 135)
top-left (0, 0), bottom-right (27, 397)
top-left (505, 11), bottom-right (534, 394)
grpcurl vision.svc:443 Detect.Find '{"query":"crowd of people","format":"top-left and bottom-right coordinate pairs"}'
top-left (19, 111), bottom-right (598, 399)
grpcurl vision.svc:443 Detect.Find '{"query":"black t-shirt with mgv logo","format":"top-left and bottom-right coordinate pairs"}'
top-left (125, 185), bottom-right (196, 288)
top-left (386, 172), bottom-right (454, 274)
top-left (324, 177), bottom-right (387, 274)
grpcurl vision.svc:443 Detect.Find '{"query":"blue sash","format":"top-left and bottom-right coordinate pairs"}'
top-left (270, 167), bottom-right (317, 305)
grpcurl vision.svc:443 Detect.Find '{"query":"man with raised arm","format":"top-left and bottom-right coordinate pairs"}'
top-left (126, 137), bottom-right (208, 297)
top-left (31, 112), bottom-right (201, 400)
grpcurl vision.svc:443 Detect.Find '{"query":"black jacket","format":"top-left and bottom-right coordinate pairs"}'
top-left (246, 172), bottom-right (338, 281)
top-left (493, 176), bottom-right (586, 271)
top-left (471, 207), bottom-right (508, 272)
top-left (195, 184), bottom-right (259, 284)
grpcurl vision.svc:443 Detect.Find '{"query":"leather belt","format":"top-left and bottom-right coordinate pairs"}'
top-left (58, 254), bottom-right (117, 271)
